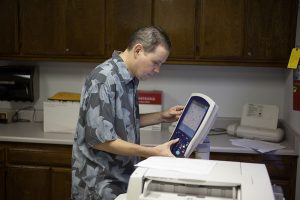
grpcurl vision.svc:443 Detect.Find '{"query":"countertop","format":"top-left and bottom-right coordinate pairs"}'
top-left (0, 122), bottom-right (73, 145)
top-left (0, 121), bottom-right (298, 156)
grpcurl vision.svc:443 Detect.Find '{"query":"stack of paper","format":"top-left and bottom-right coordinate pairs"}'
top-left (230, 139), bottom-right (285, 153)
top-left (135, 156), bottom-right (216, 178)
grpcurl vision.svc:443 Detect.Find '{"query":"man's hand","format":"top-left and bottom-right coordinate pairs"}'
top-left (140, 105), bottom-right (184, 128)
top-left (153, 138), bottom-right (179, 157)
top-left (161, 105), bottom-right (184, 123)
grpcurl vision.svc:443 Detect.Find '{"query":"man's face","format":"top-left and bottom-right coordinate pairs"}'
top-left (134, 45), bottom-right (169, 80)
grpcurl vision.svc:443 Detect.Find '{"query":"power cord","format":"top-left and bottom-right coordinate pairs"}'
top-left (209, 128), bottom-right (227, 135)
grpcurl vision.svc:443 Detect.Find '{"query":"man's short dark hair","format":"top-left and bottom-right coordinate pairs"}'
top-left (127, 26), bottom-right (171, 53)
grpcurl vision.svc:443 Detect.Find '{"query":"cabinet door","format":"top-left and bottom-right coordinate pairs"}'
top-left (0, 166), bottom-right (4, 200)
top-left (6, 166), bottom-right (50, 200)
top-left (245, 0), bottom-right (296, 60)
top-left (65, 0), bottom-right (105, 57)
top-left (0, 0), bottom-right (18, 54)
top-left (0, 148), bottom-right (4, 200)
top-left (20, 0), bottom-right (65, 55)
top-left (51, 168), bottom-right (72, 200)
top-left (154, 0), bottom-right (196, 59)
top-left (106, 0), bottom-right (152, 54)
top-left (199, 0), bottom-right (244, 58)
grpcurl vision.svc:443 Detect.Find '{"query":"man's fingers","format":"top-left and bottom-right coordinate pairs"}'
top-left (169, 138), bottom-right (179, 145)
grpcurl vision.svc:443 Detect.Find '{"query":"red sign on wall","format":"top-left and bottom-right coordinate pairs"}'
top-left (137, 90), bottom-right (162, 105)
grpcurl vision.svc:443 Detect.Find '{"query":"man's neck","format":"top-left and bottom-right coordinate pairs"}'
top-left (120, 50), bottom-right (134, 76)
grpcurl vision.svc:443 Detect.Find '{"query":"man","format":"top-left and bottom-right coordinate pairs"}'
top-left (72, 26), bottom-right (184, 200)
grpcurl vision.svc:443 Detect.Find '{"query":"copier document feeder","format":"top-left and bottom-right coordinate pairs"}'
top-left (116, 157), bottom-right (274, 200)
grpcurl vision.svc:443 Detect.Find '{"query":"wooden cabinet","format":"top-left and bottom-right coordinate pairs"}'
top-left (153, 0), bottom-right (197, 60)
top-left (245, 0), bottom-right (297, 61)
top-left (198, 0), bottom-right (297, 65)
top-left (20, 0), bottom-right (105, 57)
top-left (0, 167), bottom-right (4, 200)
top-left (0, 0), bottom-right (298, 66)
top-left (20, 0), bottom-right (65, 55)
top-left (106, 0), bottom-right (152, 53)
top-left (1, 142), bottom-right (72, 200)
top-left (198, 0), bottom-right (244, 59)
top-left (107, 0), bottom-right (197, 60)
top-left (64, 0), bottom-right (105, 57)
top-left (0, 0), bottom-right (19, 55)
top-left (0, 148), bottom-right (5, 200)
top-left (7, 166), bottom-right (50, 200)
top-left (50, 168), bottom-right (72, 200)
top-left (210, 152), bottom-right (298, 200)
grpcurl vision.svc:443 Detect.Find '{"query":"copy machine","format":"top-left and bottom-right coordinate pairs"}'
top-left (116, 157), bottom-right (275, 200)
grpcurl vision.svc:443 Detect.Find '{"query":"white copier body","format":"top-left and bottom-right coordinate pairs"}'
top-left (116, 158), bottom-right (274, 200)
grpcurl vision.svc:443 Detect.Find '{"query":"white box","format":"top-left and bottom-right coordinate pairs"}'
top-left (43, 101), bottom-right (80, 133)
top-left (138, 90), bottom-right (162, 132)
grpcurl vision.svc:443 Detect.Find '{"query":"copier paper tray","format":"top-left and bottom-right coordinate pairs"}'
top-left (142, 179), bottom-right (240, 199)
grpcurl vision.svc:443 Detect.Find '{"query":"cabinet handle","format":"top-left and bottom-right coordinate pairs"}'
top-left (247, 52), bottom-right (252, 56)
top-left (65, 48), bottom-right (70, 52)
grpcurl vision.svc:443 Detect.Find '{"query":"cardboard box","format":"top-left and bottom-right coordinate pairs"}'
top-left (43, 101), bottom-right (80, 133)
top-left (138, 90), bottom-right (162, 131)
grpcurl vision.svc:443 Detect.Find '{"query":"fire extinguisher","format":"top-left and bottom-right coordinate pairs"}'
top-left (294, 67), bottom-right (300, 111)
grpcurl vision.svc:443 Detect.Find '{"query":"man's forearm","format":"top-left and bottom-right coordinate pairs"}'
top-left (140, 112), bottom-right (163, 127)
top-left (93, 139), bottom-right (159, 158)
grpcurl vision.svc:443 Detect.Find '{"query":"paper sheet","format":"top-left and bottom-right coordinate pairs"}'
top-left (230, 139), bottom-right (285, 153)
top-left (135, 156), bottom-right (216, 176)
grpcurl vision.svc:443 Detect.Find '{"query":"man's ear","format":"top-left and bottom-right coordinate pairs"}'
top-left (133, 44), bottom-right (143, 58)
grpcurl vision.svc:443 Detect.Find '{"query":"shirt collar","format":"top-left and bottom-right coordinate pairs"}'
top-left (111, 51), bottom-right (138, 85)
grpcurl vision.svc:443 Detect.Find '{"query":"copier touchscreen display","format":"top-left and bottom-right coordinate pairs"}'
top-left (170, 97), bottom-right (209, 157)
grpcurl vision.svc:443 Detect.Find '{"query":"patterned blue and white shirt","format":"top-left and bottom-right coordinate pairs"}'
top-left (72, 51), bottom-right (140, 200)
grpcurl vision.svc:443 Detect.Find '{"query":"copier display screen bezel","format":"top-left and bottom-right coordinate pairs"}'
top-left (170, 96), bottom-right (209, 157)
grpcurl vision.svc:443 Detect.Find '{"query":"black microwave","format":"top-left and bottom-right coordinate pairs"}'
top-left (0, 66), bottom-right (39, 102)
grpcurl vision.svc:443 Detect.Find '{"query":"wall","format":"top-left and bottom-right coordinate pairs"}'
top-left (0, 61), bottom-right (286, 119)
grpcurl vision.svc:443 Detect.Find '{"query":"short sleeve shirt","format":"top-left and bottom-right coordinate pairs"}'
top-left (72, 51), bottom-right (140, 199)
